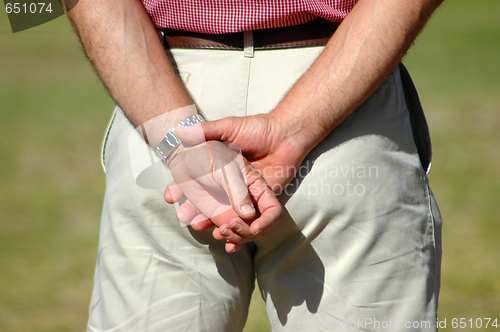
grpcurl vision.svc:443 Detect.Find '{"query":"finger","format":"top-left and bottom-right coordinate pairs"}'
top-left (174, 122), bottom-right (206, 144)
top-left (190, 214), bottom-right (214, 232)
top-left (212, 227), bottom-right (224, 241)
top-left (247, 178), bottom-right (283, 236)
top-left (225, 242), bottom-right (243, 254)
top-left (176, 200), bottom-right (201, 224)
top-left (177, 201), bottom-right (215, 230)
top-left (219, 157), bottom-right (256, 221)
top-left (200, 118), bottom-right (241, 142)
top-left (175, 118), bottom-right (239, 145)
top-left (164, 180), bottom-right (185, 204)
top-left (210, 208), bottom-right (254, 238)
top-left (213, 223), bottom-right (255, 244)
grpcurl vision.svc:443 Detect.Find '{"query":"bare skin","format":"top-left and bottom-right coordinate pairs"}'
top-left (61, 0), bottom-right (284, 253)
top-left (169, 0), bottom-right (444, 239)
top-left (176, 0), bottom-right (445, 192)
top-left (62, 0), bottom-right (444, 252)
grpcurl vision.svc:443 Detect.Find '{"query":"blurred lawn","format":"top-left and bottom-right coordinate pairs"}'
top-left (0, 0), bottom-right (499, 331)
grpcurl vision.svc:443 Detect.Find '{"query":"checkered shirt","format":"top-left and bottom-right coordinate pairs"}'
top-left (142, 0), bottom-right (358, 33)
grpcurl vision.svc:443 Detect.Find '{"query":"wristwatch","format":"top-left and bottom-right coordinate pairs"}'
top-left (155, 114), bottom-right (205, 160)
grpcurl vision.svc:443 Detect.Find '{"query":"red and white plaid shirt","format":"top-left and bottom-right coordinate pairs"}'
top-left (142, 0), bottom-right (358, 34)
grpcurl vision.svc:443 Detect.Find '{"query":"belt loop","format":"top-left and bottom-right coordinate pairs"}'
top-left (243, 31), bottom-right (254, 58)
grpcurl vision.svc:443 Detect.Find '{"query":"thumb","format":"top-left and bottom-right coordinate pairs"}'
top-left (174, 122), bottom-right (206, 144)
top-left (175, 118), bottom-right (237, 144)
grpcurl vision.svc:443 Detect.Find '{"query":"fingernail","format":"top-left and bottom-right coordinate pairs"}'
top-left (241, 204), bottom-right (255, 215)
top-left (220, 228), bottom-right (233, 237)
top-left (226, 243), bottom-right (236, 253)
top-left (231, 222), bottom-right (242, 232)
top-left (252, 229), bottom-right (261, 236)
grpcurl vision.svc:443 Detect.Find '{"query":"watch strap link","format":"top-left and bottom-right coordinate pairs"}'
top-left (156, 114), bottom-right (205, 159)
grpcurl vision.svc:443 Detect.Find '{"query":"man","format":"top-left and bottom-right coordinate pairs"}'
top-left (62, 0), bottom-right (444, 331)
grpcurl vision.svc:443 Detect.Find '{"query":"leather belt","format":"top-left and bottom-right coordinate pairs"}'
top-left (161, 18), bottom-right (340, 50)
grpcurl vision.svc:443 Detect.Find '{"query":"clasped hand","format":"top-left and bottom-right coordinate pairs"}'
top-left (164, 138), bottom-right (282, 253)
top-left (164, 113), bottom-right (308, 253)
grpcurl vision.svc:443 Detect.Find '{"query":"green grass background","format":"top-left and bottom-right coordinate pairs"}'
top-left (0, 0), bottom-right (499, 330)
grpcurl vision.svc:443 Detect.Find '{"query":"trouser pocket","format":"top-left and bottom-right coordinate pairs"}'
top-left (100, 107), bottom-right (118, 173)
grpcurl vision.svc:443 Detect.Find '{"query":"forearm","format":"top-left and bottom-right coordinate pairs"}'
top-left (62, 0), bottom-right (194, 146)
top-left (270, 0), bottom-right (444, 156)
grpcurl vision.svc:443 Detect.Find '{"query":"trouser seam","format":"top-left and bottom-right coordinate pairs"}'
top-left (244, 56), bottom-right (252, 116)
top-left (423, 175), bottom-right (441, 304)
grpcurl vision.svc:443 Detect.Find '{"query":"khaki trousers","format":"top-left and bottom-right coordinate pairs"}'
top-left (88, 45), bottom-right (442, 331)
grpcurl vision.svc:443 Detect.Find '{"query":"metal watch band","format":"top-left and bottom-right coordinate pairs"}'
top-left (155, 114), bottom-right (205, 160)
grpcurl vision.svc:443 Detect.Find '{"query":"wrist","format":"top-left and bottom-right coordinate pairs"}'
top-left (156, 114), bottom-right (206, 163)
top-left (165, 143), bottom-right (186, 169)
top-left (141, 104), bottom-right (199, 148)
top-left (268, 105), bottom-right (323, 158)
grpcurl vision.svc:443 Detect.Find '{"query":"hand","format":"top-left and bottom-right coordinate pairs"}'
top-left (164, 140), bottom-right (282, 253)
top-left (174, 113), bottom-right (308, 193)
